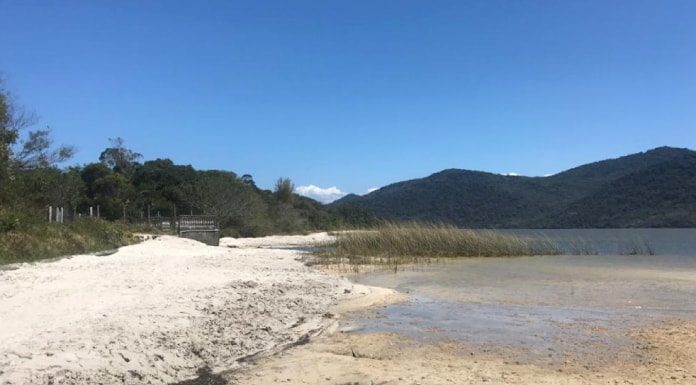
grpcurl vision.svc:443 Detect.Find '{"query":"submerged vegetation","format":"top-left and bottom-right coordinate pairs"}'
top-left (620, 238), bottom-right (656, 256)
top-left (314, 223), bottom-right (561, 267)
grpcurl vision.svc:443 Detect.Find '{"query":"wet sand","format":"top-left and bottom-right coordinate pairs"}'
top-left (234, 253), bottom-right (696, 384)
top-left (231, 323), bottom-right (696, 384)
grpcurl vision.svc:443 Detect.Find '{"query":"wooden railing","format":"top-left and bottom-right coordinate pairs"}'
top-left (177, 215), bottom-right (218, 234)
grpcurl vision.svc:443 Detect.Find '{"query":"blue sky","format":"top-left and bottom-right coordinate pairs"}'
top-left (1, 1), bottom-right (695, 202)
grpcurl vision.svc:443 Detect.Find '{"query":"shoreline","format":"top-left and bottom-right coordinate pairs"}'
top-left (0, 233), bottom-right (395, 385)
top-left (231, 248), bottom-right (696, 385)
top-left (3, 233), bottom-right (695, 384)
top-left (231, 320), bottom-right (696, 385)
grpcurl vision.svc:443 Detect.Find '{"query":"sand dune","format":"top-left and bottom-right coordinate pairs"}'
top-left (0, 234), bottom-right (380, 384)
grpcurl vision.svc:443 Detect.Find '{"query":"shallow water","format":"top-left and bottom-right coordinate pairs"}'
top-left (350, 229), bottom-right (696, 363)
top-left (502, 228), bottom-right (696, 256)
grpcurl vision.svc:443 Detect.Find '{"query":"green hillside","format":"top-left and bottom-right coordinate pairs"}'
top-left (332, 147), bottom-right (696, 228)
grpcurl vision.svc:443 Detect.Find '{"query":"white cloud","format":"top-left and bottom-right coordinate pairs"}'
top-left (296, 184), bottom-right (347, 204)
top-left (543, 173), bottom-right (554, 177)
top-left (502, 172), bottom-right (520, 176)
top-left (367, 187), bottom-right (379, 193)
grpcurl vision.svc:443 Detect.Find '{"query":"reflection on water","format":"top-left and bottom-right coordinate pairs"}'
top-left (357, 297), bottom-right (636, 359)
top-left (350, 229), bottom-right (696, 363)
top-left (501, 228), bottom-right (696, 256)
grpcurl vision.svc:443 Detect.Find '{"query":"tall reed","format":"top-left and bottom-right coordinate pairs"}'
top-left (318, 222), bottom-right (560, 264)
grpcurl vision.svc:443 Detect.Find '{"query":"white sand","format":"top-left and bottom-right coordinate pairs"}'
top-left (219, 232), bottom-right (334, 248)
top-left (0, 233), bottom-right (384, 385)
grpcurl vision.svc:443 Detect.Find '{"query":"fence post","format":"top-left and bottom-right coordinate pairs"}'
top-left (89, 206), bottom-right (93, 217)
top-left (48, 206), bottom-right (52, 223)
top-left (97, 205), bottom-right (100, 219)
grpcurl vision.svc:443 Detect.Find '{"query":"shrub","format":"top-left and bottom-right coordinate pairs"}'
top-left (0, 218), bottom-right (137, 265)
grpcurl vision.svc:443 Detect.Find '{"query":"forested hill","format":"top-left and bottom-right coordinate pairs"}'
top-left (331, 147), bottom-right (696, 228)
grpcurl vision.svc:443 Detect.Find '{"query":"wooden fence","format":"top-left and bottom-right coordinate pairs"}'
top-left (47, 205), bottom-right (100, 223)
top-left (177, 215), bottom-right (220, 246)
top-left (177, 215), bottom-right (218, 233)
top-left (45, 208), bottom-right (219, 245)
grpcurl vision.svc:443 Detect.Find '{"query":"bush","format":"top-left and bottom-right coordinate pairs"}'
top-left (0, 209), bottom-right (21, 232)
top-left (0, 206), bottom-right (41, 232)
top-left (0, 218), bottom-right (137, 265)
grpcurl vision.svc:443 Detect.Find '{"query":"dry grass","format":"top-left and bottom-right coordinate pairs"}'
top-left (313, 223), bottom-right (560, 267)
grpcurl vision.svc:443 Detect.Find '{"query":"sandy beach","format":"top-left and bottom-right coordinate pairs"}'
top-left (0, 233), bottom-right (394, 384)
top-left (2, 233), bottom-right (696, 385)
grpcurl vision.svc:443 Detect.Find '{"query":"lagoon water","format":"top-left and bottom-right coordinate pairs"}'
top-left (503, 228), bottom-right (696, 256)
top-left (350, 229), bottom-right (696, 364)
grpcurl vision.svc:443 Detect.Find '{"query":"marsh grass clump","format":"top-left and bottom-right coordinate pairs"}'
top-left (565, 238), bottom-right (600, 255)
top-left (620, 238), bottom-right (656, 256)
top-left (314, 222), bottom-right (560, 266)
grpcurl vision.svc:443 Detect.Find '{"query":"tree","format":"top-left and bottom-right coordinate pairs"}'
top-left (181, 170), bottom-right (268, 230)
top-left (7, 167), bottom-right (85, 212)
top-left (80, 162), bottom-right (112, 199)
top-left (92, 173), bottom-right (135, 220)
top-left (61, 167), bottom-right (87, 212)
top-left (241, 174), bottom-right (256, 187)
top-left (99, 137), bottom-right (142, 176)
top-left (0, 86), bottom-right (14, 175)
top-left (14, 128), bottom-right (74, 169)
top-left (131, 159), bottom-right (197, 216)
top-left (0, 81), bottom-right (34, 183)
top-left (0, 89), bottom-right (13, 197)
top-left (1, 80), bottom-right (72, 204)
top-left (275, 177), bottom-right (294, 204)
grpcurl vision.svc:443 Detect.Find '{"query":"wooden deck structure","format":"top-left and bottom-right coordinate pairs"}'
top-left (177, 215), bottom-right (220, 246)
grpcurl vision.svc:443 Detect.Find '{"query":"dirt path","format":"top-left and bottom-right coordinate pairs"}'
top-left (0, 234), bottom-right (381, 385)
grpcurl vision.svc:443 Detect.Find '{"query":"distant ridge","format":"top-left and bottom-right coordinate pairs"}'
top-left (331, 147), bottom-right (696, 228)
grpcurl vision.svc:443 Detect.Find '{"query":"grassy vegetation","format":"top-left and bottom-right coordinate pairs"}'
top-left (314, 223), bottom-right (561, 267)
top-left (620, 238), bottom-right (656, 256)
top-left (0, 217), bottom-right (137, 265)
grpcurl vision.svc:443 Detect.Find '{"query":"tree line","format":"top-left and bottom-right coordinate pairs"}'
top-left (1, 80), bottom-right (374, 236)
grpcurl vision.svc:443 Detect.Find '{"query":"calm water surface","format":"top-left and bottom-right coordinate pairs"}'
top-left (349, 229), bottom-right (696, 362)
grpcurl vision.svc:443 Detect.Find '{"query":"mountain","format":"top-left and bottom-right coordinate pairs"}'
top-left (331, 147), bottom-right (696, 228)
